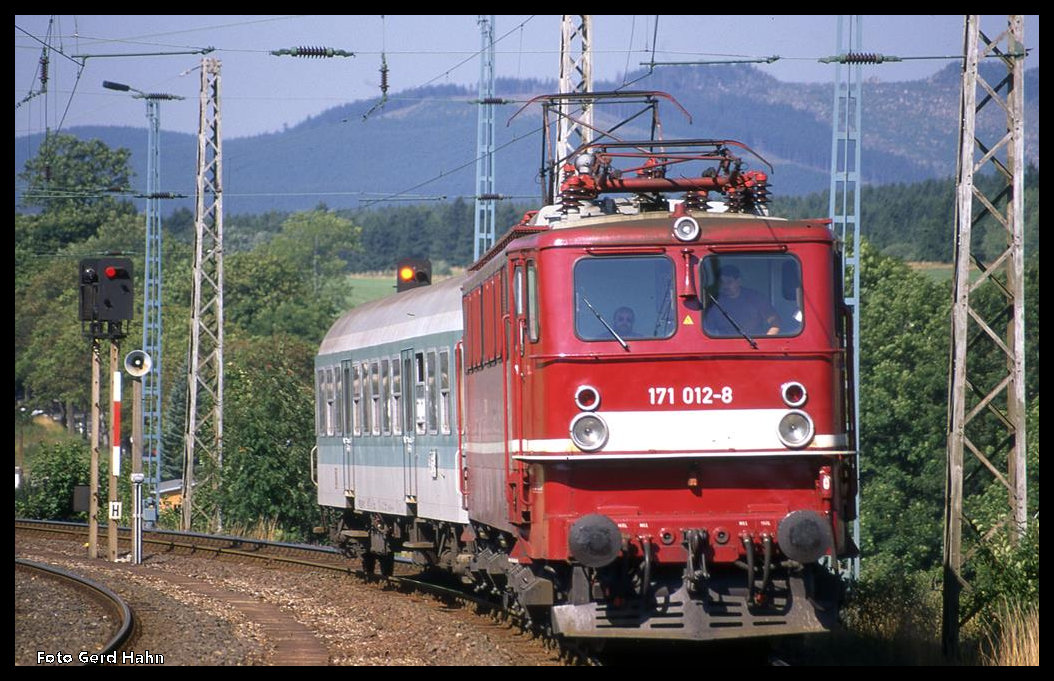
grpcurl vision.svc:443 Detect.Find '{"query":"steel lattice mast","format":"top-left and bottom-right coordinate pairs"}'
top-left (556, 15), bottom-right (593, 197)
top-left (473, 15), bottom-right (497, 261)
top-left (942, 15), bottom-right (1027, 658)
top-left (142, 95), bottom-right (167, 517)
top-left (827, 15), bottom-right (863, 581)
top-left (183, 57), bottom-right (224, 531)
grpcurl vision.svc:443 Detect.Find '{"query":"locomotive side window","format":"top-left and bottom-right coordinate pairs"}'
top-left (574, 256), bottom-right (676, 341)
top-left (700, 255), bottom-right (803, 338)
top-left (514, 265), bottom-right (524, 316)
top-left (527, 262), bottom-right (540, 342)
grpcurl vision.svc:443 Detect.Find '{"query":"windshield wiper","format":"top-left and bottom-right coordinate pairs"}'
top-left (706, 292), bottom-right (758, 349)
top-left (581, 295), bottom-right (629, 351)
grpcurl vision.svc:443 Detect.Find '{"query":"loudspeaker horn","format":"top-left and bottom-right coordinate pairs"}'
top-left (124, 349), bottom-right (153, 377)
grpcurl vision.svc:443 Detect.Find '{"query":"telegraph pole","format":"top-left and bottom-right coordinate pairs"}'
top-left (943, 15), bottom-right (1028, 658)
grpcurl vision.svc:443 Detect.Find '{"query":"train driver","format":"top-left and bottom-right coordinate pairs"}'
top-left (613, 306), bottom-right (637, 337)
top-left (703, 265), bottom-right (781, 336)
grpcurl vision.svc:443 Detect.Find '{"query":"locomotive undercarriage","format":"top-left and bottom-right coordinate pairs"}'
top-left (552, 561), bottom-right (841, 640)
top-left (330, 510), bottom-right (840, 640)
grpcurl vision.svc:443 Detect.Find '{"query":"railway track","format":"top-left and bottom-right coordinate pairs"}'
top-left (16, 520), bottom-right (575, 665)
top-left (15, 557), bottom-right (135, 664)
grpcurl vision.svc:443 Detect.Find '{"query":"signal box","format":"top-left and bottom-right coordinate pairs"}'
top-left (396, 258), bottom-right (432, 292)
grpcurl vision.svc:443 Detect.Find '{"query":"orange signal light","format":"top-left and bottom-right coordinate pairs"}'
top-left (399, 266), bottom-right (415, 282)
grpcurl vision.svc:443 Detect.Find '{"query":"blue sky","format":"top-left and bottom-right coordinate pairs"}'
top-left (15, 15), bottom-right (1040, 140)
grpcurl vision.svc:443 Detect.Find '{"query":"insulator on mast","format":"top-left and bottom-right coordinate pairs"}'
top-left (270, 46), bottom-right (355, 58)
top-left (820, 52), bottom-right (901, 65)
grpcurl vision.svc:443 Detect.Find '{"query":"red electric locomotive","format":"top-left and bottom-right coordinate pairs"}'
top-left (317, 92), bottom-right (856, 642)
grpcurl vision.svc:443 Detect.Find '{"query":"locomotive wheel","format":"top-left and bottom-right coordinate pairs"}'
top-left (379, 553), bottom-right (395, 578)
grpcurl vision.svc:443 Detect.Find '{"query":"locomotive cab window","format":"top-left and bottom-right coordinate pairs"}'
top-left (574, 256), bottom-right (676, 341)
top-left (700, 254), bottom-right (803, 338)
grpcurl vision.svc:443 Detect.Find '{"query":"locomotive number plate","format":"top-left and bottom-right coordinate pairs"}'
top-left (648, 386), bottom-right (733, 406)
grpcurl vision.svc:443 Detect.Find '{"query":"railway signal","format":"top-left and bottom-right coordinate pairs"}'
top-left (79, 257), bottom-right (134, 322)
top-left (396, 258), bottom-right (432, 292)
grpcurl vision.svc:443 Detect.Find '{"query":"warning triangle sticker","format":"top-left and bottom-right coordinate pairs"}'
top-left (682, 314), bottom-right (694, 325)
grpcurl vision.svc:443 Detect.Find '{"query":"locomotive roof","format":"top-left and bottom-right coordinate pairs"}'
top-left (318, 274), bottom-right (466, 357)
top-left (522, 212), bottom-right (835, 251)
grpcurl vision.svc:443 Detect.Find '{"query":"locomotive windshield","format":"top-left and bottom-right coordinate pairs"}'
top-left (701, 254), bottom-right (803, 338)
top-left (574, 256), bottom-right (676, 342)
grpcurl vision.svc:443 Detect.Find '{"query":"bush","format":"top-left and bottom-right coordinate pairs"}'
top-left (15, 441), bottom-right (90, 520)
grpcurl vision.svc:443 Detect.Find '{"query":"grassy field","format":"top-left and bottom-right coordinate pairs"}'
top-left (908, 261), bottom-right (955, 283)
top-left (342, 269), bottom-right (465, 309)
top-left (343, 274), bottom-right (399, 308)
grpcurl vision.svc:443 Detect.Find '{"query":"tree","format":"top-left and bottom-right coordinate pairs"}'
top-left (856, 242), bottom-right (951, 580)
top-left (19, 133), bottom-right (134, 215)
top-left (213, 335), bottom-right (319, 539)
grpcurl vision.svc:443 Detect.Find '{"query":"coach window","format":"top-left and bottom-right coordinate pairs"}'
top-left (380, 358), bottom-right (391, 435)
top-left (316, 369), bottom-right (325, 436)
top-left (334, 365), bottom-right (344, 436)
top-left (324, 367), bottom-right (335, 436)
top-left (360, 362), bottom-right (372, 436)
top-left (414, 352), bottom-right (427, 435)
top-left (426, 350), bottom-right (438, 434)
top-left (370, 360), bottom-right (381, 436)
top-left (574, 256), bottom-right (676, 341)
top-left (438, 348), bottom-right (451, 434)
top-left (391, 355), bottom-right (403, 436)
top-left (343, 363), bottom-right (353, 437)
top-left (351, 363), bottom-right (362, 436)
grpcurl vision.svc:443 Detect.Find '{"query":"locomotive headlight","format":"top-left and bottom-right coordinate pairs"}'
top-left (574, 385), bottom-right (601, 411)
top-left (570, 413), bottom-right (608, 452)
top-left (781, 381), bottom-right (808, 407)
top-left (777, 410), bottom-right (814, 449)
top-left (673, 215), bottom-right (701, 242)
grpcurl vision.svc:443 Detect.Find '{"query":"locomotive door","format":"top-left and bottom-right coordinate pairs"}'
top-left (401, 349), bottom-right (417, 506)
top-left (506, 260), bottom-right (528, 524)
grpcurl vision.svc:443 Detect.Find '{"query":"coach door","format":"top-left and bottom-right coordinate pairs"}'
top-left (341, 360), bottom-right (355, 499)
top-left (401, 349), bottom-right (418, 507)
